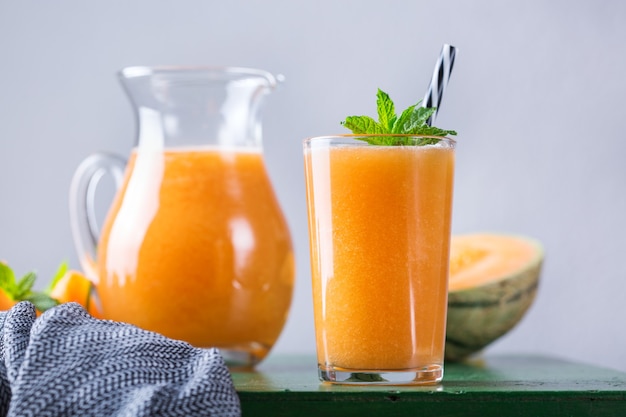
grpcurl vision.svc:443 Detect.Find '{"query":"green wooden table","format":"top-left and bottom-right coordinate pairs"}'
top-left (232, 355), bottom-right (626, 416)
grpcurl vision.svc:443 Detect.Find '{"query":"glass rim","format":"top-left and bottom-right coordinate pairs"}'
top-left (118, 65), bottom-right (283, 89)
top-left (303, 134), bottom-right (456, 147)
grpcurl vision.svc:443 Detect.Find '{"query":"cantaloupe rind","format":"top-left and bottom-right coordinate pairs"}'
top-left (445, 233), bottom-right (543, 362)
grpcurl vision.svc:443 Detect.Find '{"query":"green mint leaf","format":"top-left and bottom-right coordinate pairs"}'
top-left (357, 135), bottom-right (395, 146)
top-left (46, 261), bottom-right (69, 293)
top-left (406, 125), bottom-right (457, 137)
top-left (376, 89), bottom-right (395, 131)
top-left (340, 116), bottom-right (386, 134)
top-left (16, 271), bottom-right (37, 299)
top-left (340, 89), bottom-right (457, 145)
top-left (25, 292), bottom-right (59, 312)
top-left (0, 262), bottom-right (18, 298)
top-left (397, 106), bottom-right (436, 133)
top-left (391, 104), bottom-right (416, 133)
top-left (0, 261), bottom-right (69, 311)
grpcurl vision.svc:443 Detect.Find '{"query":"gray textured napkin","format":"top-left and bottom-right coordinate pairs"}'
top-left (0, 302), bottom-right (241, 417)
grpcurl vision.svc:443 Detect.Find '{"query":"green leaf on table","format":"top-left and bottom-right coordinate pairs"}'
top-left (16, 271), bottom-right (37, 299)
top-left (0, 262), bottom-right (18, 294)
top-left (45, 260), bottom-right (68, 293)
top-left (0, 261), bottom-right (63, 312)
top-left (25, 292), bottom-right (60, 312)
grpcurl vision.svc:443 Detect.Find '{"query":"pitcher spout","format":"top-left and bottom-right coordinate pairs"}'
top-left (118, 66), bottom-right (282, 150)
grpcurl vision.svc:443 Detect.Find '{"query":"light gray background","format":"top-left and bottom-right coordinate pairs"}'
top-left (1, 1), bottom-right (625, 372)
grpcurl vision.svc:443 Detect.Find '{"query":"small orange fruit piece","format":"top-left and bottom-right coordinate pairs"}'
top-left (0, 288), bottom-right (15, 311)
top-left (50, 270), bottom-right (102, 318)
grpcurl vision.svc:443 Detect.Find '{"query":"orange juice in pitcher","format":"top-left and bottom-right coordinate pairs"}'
top-left (70, 67), bottom-right (294, 367)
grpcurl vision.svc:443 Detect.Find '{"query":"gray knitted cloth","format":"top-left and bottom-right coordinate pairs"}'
top-left (0, 302), bottom-right (241, 417)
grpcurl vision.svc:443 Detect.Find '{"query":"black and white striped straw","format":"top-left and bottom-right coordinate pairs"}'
top-left (423, 44), bottom-right (457, 126)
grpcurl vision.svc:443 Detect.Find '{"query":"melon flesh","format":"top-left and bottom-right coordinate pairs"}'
top-left (445, 233), bottom-right (543, 361)
top-left (449, 233), bottom-right (540, 291)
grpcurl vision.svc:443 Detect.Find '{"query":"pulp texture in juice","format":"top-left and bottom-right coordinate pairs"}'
top-left (305, 143), bottom-right (454, 370)
top-left (97, 147), bottom-right (294, 359)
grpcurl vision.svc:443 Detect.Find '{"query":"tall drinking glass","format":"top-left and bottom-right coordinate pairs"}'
top-left (303, 135), bottom-right (455, 385)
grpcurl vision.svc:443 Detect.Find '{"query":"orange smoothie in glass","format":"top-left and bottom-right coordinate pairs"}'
top-left (96, 147), bottom-right (294, 362)
top-left (304, 136), bottom-right (455, 380)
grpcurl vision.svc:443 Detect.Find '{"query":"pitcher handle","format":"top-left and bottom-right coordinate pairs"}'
top-left (69, 153), bottom-right (126, 283)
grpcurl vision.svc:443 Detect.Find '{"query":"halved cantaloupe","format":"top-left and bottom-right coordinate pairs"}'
top-left (445, 233), bottom-right (543, 361)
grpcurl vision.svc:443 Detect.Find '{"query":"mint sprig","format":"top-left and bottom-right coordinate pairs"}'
top-left (0, 261), bottom-right (63, 312)
top-left (341, 89), bottom-right (457, 146)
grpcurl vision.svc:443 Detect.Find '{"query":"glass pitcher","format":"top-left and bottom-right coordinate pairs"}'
top-left (69, 66), bottom-right (295, 367)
